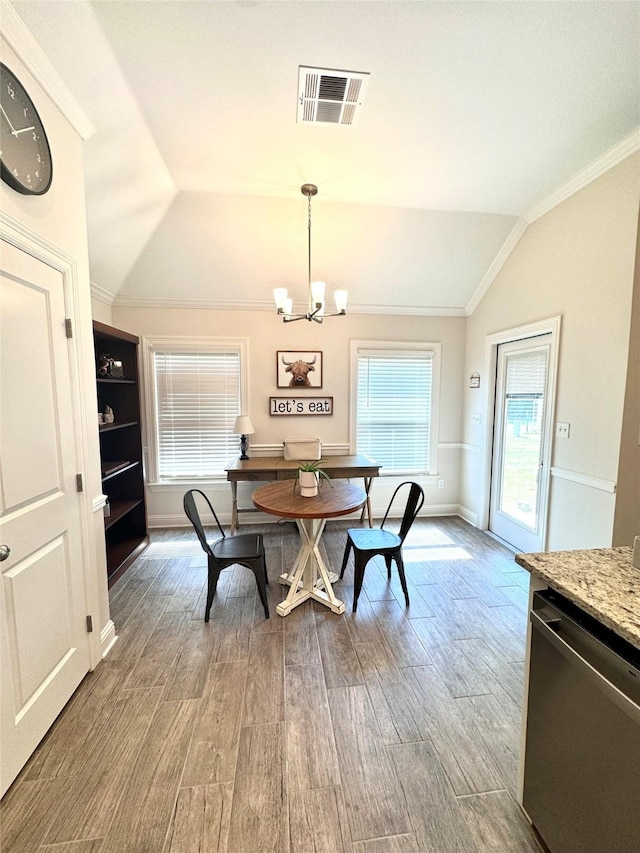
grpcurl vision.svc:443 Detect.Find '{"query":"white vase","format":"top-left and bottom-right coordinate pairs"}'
top-left (298, 470), bottom-right (318, 497)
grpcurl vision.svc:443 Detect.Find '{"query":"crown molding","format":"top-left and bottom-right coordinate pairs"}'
top-left (111, 293), bottom-right (466, 317)
top-left (465, 218), bottom-right (528, 316)
top-left (1, 1), bottom-right (95, 140)
top-left (90, 282), bottom-right (115, 305)
top-left (524, 127), bottom-right (640, 223)
top-left (346, 303), bottom-right (466, 317)
top-left (112, 295), bottom-right (277, 311)
top-left (464, 130), bottom-right (640, 316)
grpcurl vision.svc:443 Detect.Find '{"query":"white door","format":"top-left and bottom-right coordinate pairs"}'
top-left (0, 238), bottom-right (91, 796)
top-left (489, 335), bottom-right (553, 552)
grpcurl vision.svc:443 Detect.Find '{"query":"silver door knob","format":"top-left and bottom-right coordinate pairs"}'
top-left (0, 545), bottom-right (10, 562)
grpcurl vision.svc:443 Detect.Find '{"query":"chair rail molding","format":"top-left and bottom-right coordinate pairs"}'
top-left (550, 467), bottom-right (617, 494)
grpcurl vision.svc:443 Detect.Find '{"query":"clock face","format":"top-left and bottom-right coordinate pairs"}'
top-left (0, 63), bottom-right (52, 195)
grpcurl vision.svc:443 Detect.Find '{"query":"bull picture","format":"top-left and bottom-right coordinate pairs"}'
top-left (277, 351), bottom-right (323, 388)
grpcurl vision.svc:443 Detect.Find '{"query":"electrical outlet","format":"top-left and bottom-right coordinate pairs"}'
top-left (438, 479), bottom-right (444, 489)
top-left (556, 422), bottom-right (570, 438)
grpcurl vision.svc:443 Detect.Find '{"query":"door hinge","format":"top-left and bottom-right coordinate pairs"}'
top-left (76, 473), bottom-right (84, 492)
top-left (86, 615), bottom-right (93, 633)
top-left (65, 318), bottom-right (73, 338)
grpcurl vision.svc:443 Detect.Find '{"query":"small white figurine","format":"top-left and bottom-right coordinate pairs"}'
top-left (103, 405), bottom-right (115, 424)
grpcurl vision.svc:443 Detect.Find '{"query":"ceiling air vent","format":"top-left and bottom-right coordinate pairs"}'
top-left (297, 66), bottom-right (370, 126)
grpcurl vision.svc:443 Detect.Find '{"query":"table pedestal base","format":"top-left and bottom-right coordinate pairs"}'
top-left (276, 518), bottom-right (345, 616)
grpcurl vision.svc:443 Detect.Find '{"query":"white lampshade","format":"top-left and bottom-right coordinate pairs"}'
top-left (310, 280), bottom-right (325, 307)
top-left (334, 289), bottom-right (348, 312)
top-left (233, 415), bottom-right (254, 435)
top-left (273, 288), bottom-right (288, 311)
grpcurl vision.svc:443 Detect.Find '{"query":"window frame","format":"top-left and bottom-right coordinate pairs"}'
top-left (349, 339), bottom-right (441, 476)
top-left (142, 335), bottom-right (249, 484)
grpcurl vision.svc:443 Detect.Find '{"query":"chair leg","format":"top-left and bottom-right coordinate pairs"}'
top-left (395, 553), bottom-right (410, 607)
top-left (384, 554), bottom-right (393, 580)
top-left (352, 553), bottom-right (369, 613)
top-left (205, 559), bottom-right (222, 622)
top-left (340, 538), bottom-right (353, 579)
top-left (253, 557), bottom-right (270, 619)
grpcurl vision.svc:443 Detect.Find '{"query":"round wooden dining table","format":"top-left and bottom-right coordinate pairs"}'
top-left (252, 479), bottom-right (366, 616)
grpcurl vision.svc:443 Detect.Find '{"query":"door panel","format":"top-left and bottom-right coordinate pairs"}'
top-left (5, 536), bottom-right (73, 702)
top-left (489, 336), bottom-right (552, 552)
top-left (1, 276), bottom-right (61, 506)
top-left (1, 239), bottom-right (91, 796)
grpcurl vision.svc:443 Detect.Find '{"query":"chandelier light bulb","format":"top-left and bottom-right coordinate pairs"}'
top-left (310, 280), bottom-right (326, 307)
top-left (334, 290), bottom-right (348, 313)
top-left (273, 288), bottom-right (288, 312)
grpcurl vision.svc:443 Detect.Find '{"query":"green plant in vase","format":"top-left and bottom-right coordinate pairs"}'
top-left (295, 459), bottom-right (332, 496)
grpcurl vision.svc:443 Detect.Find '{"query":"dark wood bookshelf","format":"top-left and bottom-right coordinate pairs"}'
top-left (93, 321), bottom-right (149, 587)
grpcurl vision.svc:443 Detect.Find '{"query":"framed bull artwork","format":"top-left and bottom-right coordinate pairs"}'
top-left (277, 350), bottom-right (323, 389)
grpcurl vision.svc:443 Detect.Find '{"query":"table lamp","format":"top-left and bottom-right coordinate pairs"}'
top-left (233, 415), bottom-right (255, 460)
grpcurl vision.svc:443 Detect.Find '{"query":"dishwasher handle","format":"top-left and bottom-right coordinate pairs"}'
top-left (530, 609), bottom-right (640, 725)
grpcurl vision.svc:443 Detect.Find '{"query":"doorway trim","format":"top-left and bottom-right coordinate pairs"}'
top-left (477, 315), bottom-right (562, 550)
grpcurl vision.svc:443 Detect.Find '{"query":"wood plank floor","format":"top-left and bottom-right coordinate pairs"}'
top-left (1, 517), bottom-right (545, 852)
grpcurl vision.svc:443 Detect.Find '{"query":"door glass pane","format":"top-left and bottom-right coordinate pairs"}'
top-left (499, 351), bottom-right (547, 530)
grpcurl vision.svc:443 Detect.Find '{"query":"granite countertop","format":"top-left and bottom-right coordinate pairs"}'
top-left (515, 546), bottom-right (639, 650)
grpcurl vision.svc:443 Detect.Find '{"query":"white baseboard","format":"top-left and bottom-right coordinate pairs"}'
top-left (457, 505), bottom-right (478, 526)
top-left (419, 503), bottom-right (460, 517)
top-left (101, 620), bottom-right (118, 658)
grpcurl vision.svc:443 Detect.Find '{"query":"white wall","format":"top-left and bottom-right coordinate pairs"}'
top-left (111, 305), bottom-right (466, 526)
top-left (91, 295), bottom-right (112, 326)
top-left (461, 153), bottom-right (639, 549)
top-left (115, 191), bottom-right (517, 313)
top-left (613, 222), bottom-right (640, 545)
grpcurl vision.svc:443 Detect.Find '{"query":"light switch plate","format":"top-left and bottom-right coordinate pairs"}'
top-left (556, 422), bottom-right (570, 438)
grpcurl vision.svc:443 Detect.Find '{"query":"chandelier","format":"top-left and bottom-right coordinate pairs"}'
top-left (273, 184), bottom-right (348, 323)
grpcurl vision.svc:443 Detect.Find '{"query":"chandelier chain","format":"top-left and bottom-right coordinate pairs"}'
top-left (308, 193), bottom-right (312, 291)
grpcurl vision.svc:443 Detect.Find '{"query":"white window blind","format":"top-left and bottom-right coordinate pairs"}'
top-left (504, 349), bottom-right (548, 429)
top-left (505, 349), bottom-right (548, 397)
top-left (356, 350), bottom-right (433, 473)
top-left (153, 350), bottom-right (240, 478)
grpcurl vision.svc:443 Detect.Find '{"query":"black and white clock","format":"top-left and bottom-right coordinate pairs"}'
top-left (0, 62), bottom-right (52, 195)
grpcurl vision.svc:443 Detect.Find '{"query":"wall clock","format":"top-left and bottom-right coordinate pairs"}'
top-left (0, 62), bottom-right (52, 195)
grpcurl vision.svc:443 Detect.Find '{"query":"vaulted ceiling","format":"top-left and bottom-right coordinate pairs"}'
top-left (11, 0), bottom-right (640, 314)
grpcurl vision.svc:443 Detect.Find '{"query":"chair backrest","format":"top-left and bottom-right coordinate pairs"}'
top-left (183, 489), bottom-right (226, 555)
top-left (381, 481), bottom-right (425, 542)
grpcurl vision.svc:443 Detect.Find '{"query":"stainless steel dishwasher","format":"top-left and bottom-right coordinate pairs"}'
top-left (522, 589), bottom-right (640, 853)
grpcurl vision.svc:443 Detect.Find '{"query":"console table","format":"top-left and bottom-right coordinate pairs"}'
top-left (225, 454), bottom-right (380, 534)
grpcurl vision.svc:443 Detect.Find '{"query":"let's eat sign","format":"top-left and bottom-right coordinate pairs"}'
top-left (270, 397), bottom-right (333, 416)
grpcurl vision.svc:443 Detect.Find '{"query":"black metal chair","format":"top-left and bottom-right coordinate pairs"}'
top-left (183, 489), bottom-right (269, 620)
top-left (339, 481), bottom-right (424, 613)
